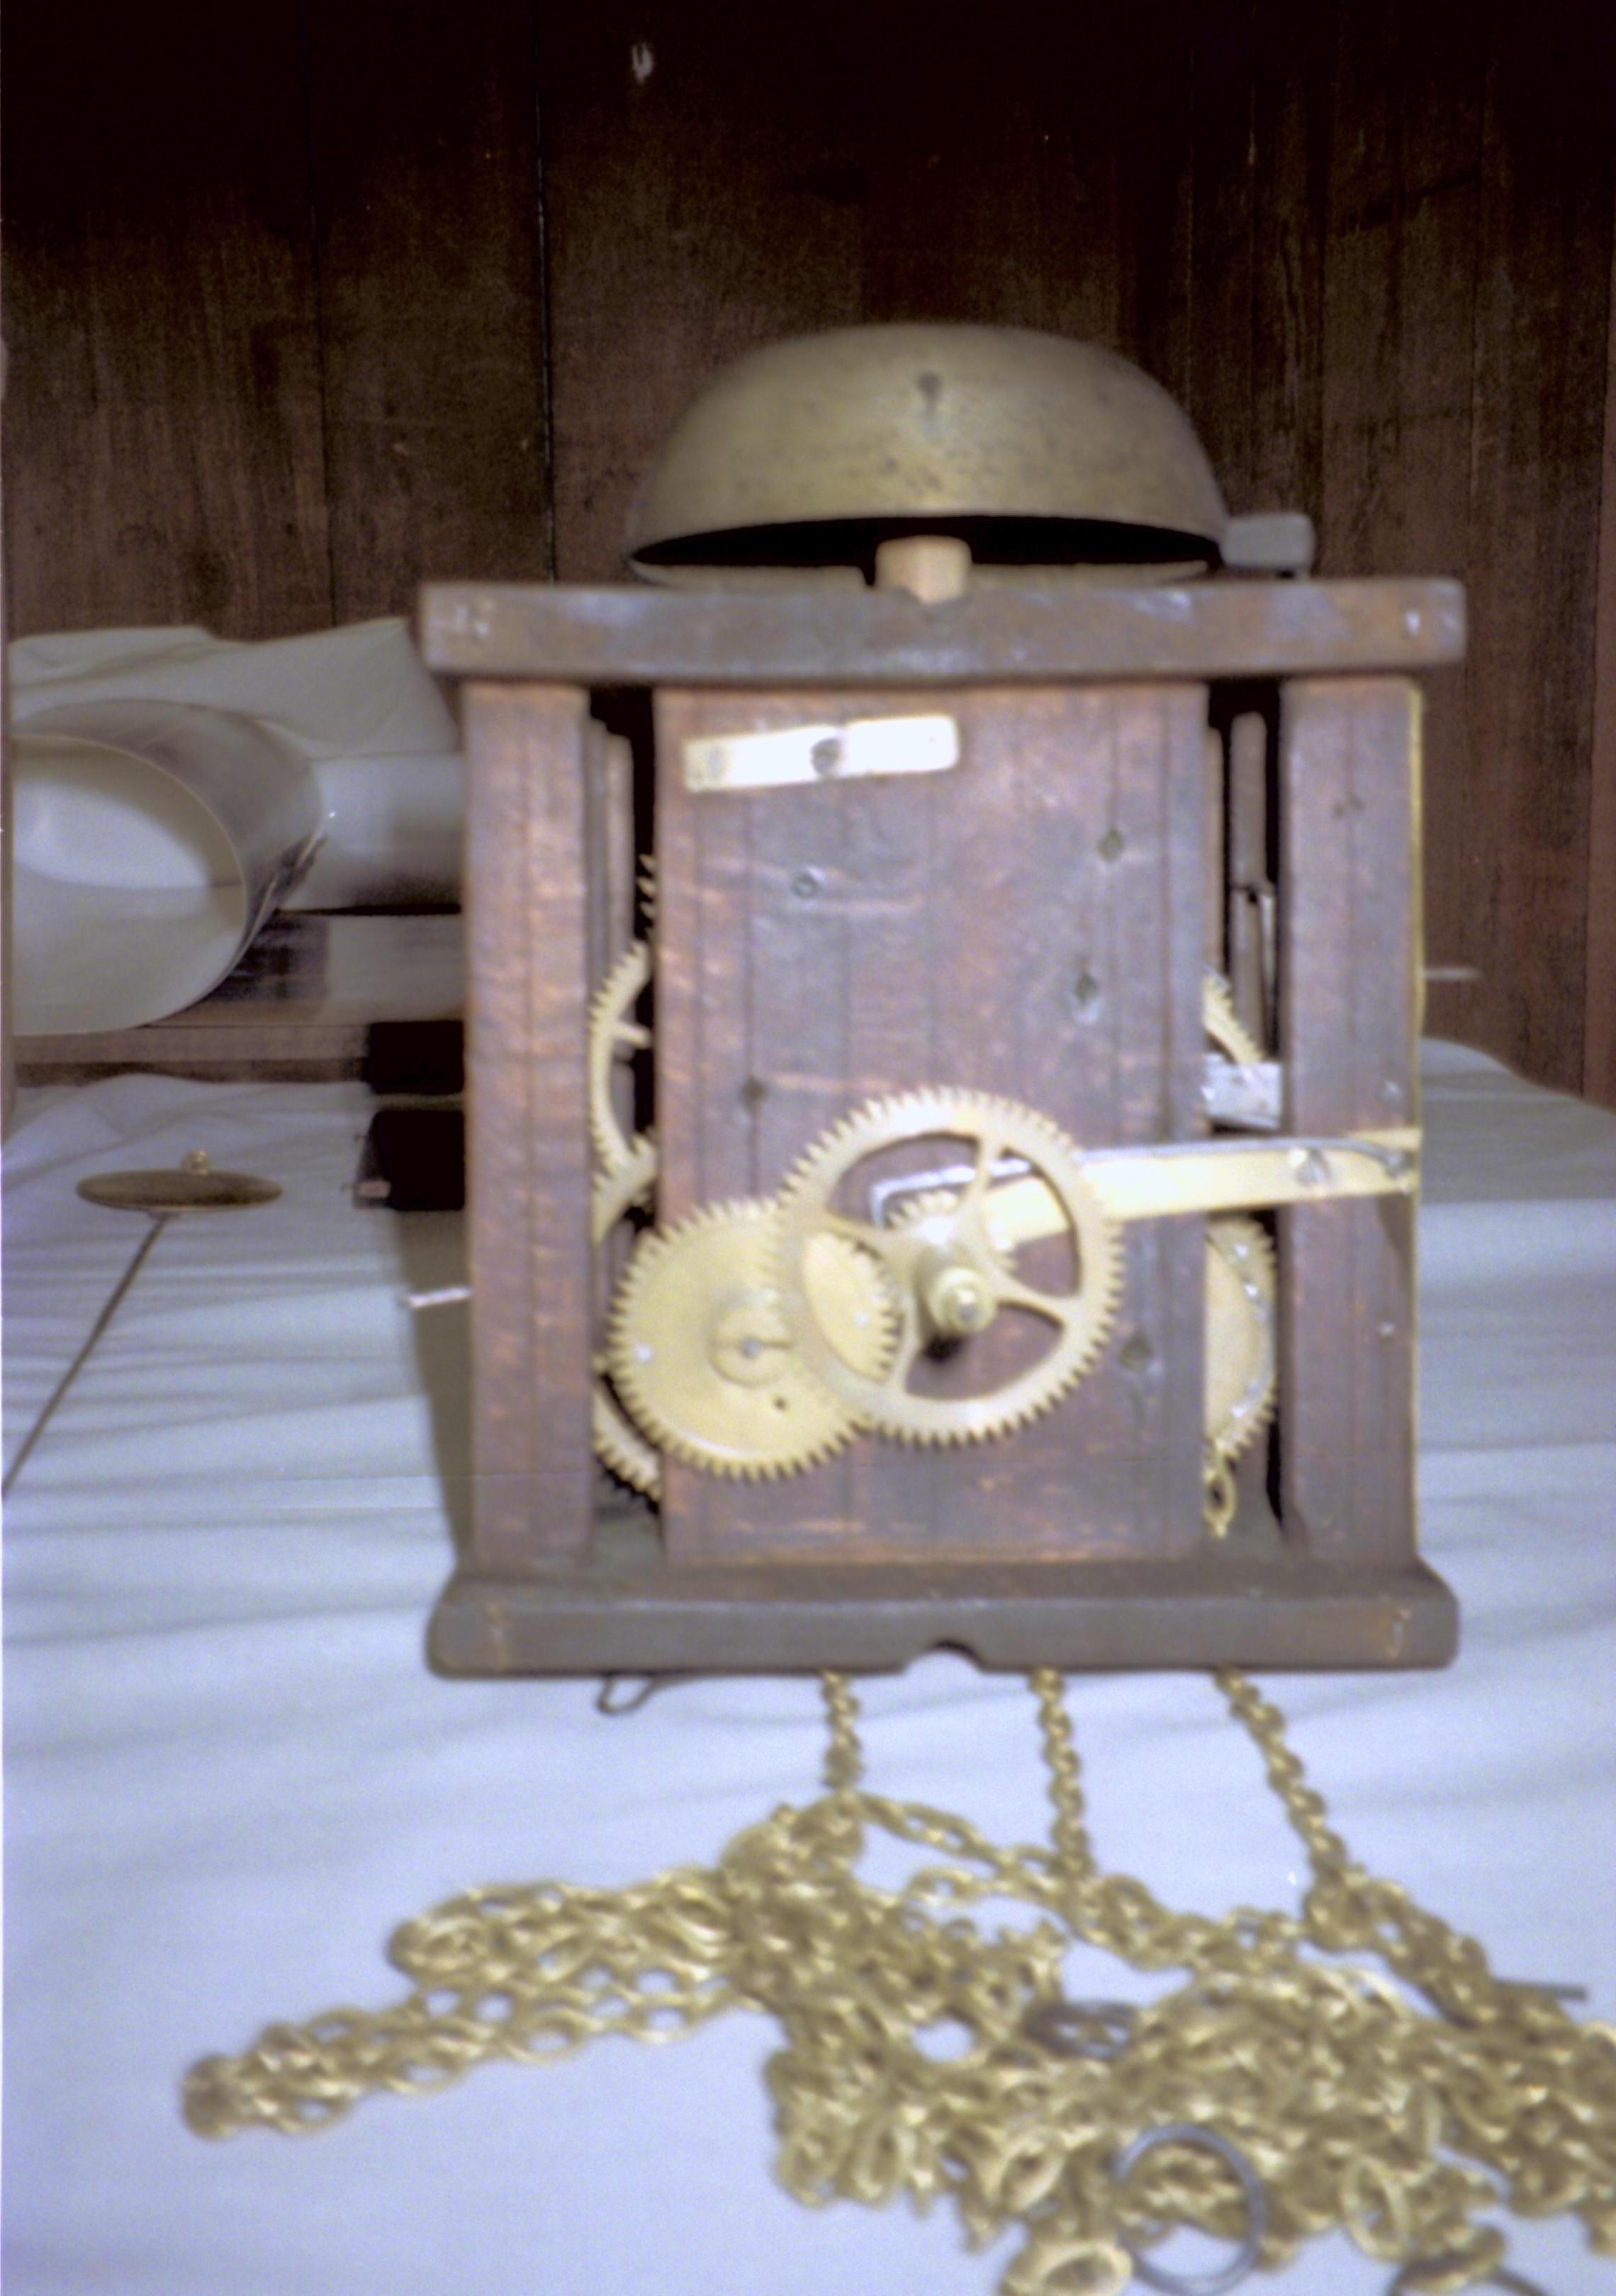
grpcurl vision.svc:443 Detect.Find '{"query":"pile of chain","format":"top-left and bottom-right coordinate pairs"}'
top-left (184, 1671), bottom-right (1616, 2292)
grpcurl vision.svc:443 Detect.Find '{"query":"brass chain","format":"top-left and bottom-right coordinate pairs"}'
top-left (184, 1672), bottom-right (1616, 2292)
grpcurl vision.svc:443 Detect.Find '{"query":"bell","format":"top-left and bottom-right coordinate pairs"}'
top-left (626, 322), bottom-right (1312, 587)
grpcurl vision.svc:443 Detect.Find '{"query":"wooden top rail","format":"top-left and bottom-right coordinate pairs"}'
top-left (420, 577), bottom-right (1464, 686)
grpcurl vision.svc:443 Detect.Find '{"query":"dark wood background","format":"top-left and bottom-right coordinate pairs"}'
top-left (5, 0), bottom-right (1614, 1102)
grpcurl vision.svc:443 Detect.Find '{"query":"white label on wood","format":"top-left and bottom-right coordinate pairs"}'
top-left (683, 713), bottom-right (960, 793)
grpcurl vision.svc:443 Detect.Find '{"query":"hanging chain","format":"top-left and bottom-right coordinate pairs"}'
top-left (184, 1672), bottom-right (1616, 2292)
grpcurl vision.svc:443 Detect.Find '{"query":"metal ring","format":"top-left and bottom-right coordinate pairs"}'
top-left (1021, 1997), bottom-right (1138, 2061)
top-left (1111, 2123), bottom-right (1267, 2296)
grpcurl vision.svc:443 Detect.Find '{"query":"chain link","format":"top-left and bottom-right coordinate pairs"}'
top-left (184, 1671), bottom-right (1616, 2291)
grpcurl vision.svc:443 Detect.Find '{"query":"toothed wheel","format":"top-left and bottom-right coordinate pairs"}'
top-left (1202, 967), bottom-right (1265, 1068)
top-left (588, 940), bottom-right (653, 1176)
top-left (607, 1200), bottom-right (896, 1479)
top-left (773, 1091), bottom-right (1123, 1447)
top-left (590, 1136), bottom-right (662, 1497)
top-left (1203, 1215), bottom-right (1277, 1465)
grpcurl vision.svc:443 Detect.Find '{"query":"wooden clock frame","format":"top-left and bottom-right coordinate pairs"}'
top-left (419, 575), bottom-right (1463, 1677)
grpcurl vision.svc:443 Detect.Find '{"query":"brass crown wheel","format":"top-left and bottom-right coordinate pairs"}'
top-left (773, 1091), bottom-right (1123, 1446)
top-left (607, 1200), bottom-right (897, 1480)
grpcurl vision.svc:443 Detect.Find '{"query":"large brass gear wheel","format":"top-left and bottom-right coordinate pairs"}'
top-left (588, 940), bottom-right (653, 1176)
top-left (607, 1200), bottom-right (897, 1480)
top-left (773, 1090), bottom-right (1123, 1446)
top-left (1203, 1215), bottom-right (1277, 1465)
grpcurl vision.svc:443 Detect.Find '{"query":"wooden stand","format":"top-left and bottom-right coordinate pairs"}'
top-left (422, 578), bottom-right (1463, 1675)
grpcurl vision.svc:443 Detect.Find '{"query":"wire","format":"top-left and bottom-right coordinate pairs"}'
top-left (3, 1214), bottom-right (171, 1497)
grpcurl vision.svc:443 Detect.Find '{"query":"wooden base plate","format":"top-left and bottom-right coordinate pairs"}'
top-left (429, 1516), bottom-right (1458, 1676)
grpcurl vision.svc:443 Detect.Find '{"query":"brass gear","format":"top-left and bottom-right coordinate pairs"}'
top-left (1203, 1215), bottom-right (1277, 1465)
top-left (1202, 967), bottom-right (1265, 1068)
top-left (590, 1135), bottom-right (662, 1497)
top-left (588, 940), bottom-right (653, 1176)
top-left (607, 1200), bottom-right (896, 1480)
top-left (773, 1090), bottom-right (1123, 1446)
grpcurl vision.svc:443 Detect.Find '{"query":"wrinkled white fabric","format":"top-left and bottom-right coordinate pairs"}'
top-left (5, 1041), bottom-right (1614, 2295)
top-left (8, 624), bottom-right (463, 1009)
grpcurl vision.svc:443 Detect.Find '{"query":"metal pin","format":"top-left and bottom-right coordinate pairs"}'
top-left (4, 1153), bottom-right (281, 1497)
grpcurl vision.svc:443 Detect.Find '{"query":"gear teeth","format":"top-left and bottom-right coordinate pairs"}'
top-left (892, 1187), bottom-right (965, 1229)
top-left (593, 1391), bottom-right (662, 1497)
top-left (1202, 968), bottom-right (1266, 1068)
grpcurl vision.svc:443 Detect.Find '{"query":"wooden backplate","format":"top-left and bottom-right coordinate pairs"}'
top-left (652, 684), bottom-right (1207, 1565)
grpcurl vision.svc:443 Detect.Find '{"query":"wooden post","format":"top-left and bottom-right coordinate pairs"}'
top-left (1279, 677), bottom-right (1419, 1565)
top-left (463, 682), bottom-right (595, 1570)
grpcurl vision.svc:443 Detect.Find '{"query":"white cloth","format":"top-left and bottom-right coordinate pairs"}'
top-left (5, 1043), bottom-right (1615, 2295)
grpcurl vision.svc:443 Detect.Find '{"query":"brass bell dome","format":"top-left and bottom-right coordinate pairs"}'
top-left (626, 324), bottom-right (1308, 589)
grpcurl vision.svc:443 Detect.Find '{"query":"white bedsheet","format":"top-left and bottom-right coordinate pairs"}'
top-left (5, 1045), bottom-right (1615, 2296)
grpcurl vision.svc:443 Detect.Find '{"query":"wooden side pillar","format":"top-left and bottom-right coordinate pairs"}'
top-left (464, 681), bottom-right (594, 1570)
top-left (1279, 676), bottom-right (1418, 1563)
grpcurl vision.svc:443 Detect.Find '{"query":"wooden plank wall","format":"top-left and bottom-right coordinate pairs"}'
top-left (4, 0), bottom-right (1614, 1099)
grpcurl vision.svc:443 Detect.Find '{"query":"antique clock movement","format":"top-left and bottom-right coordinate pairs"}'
top-left (418, 323), bottom-right (1464, 1675)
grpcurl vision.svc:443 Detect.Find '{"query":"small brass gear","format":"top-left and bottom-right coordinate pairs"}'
top-left (588, 940), bottom-right (653, 1176)
top-left (591, 1135), bottom-right (662, 1497)
top-left (1202, 967), bottom-right (1265, 1068)
top-left (1204, 1215), bottom-right (1277, 1465)
top-left (773, 1090), bottom-right (1123, 1446)
top-left (607, 1200), bottom-right (896, 1479)
top-left (891, 1186), bottom-right (969, 1229)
